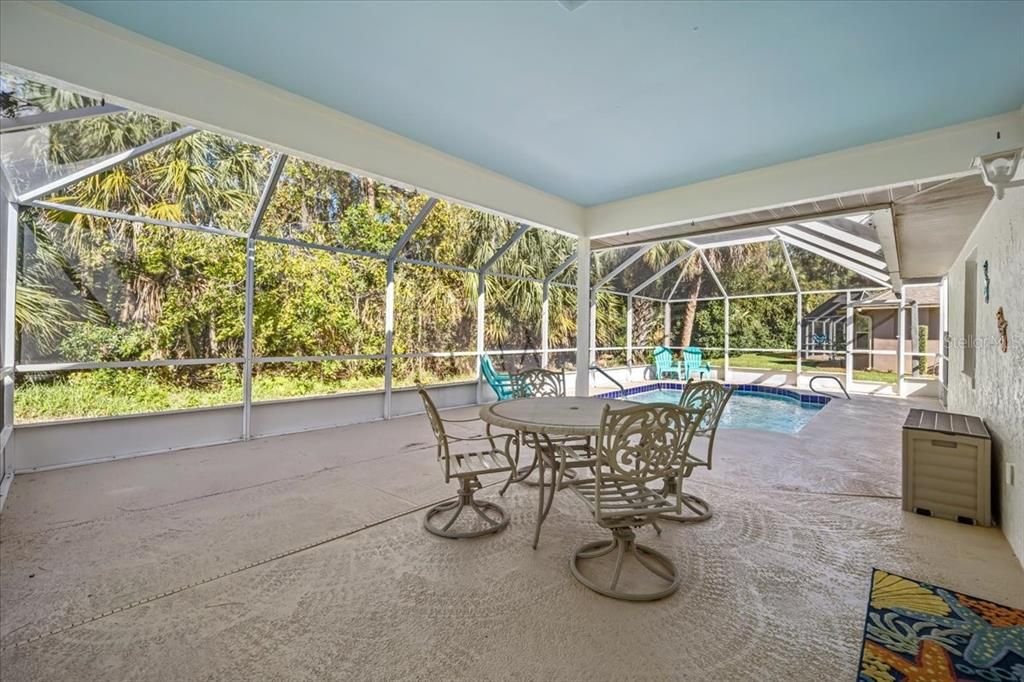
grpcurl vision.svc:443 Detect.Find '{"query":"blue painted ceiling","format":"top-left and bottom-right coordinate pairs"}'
top-left (62, 1), bottom-right (1024, 206)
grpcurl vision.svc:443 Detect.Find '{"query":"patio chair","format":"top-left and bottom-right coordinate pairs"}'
top-left (417, 384), bottom-right (517, 538)
top-left (682, 346), bottom-right (712, 380)
top-left (510, 367), bottom-right (566, 398)
top-left (563, 402), bottom-right (706, 600)
top-left (481, 355), bottom-right (516, 400)
top-left (506, 368), bottom-right (595, 544)
top-left (652, 346), bottom-right (684, 380)
top-left (658, 379), bottom-right (735, 523)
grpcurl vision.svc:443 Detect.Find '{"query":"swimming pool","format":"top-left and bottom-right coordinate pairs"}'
top-left (596, 383), bottom-right (828, 434)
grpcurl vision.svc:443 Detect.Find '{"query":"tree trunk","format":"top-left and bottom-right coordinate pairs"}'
top-left (361, 177), bottom-right (376, 212)
top-left (679, 277), bottom-right (702, 346)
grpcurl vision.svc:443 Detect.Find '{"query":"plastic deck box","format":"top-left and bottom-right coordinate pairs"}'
top-left (902, 408), bottom-right (992, 526)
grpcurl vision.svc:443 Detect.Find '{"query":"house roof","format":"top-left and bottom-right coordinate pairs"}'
top-left (802, 285), bottom-right (939, 323)
top-left (860, 287), bottom-right (940, 308)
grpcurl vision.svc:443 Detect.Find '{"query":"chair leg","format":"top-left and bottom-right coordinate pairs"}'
top-left (658, 475), bottom-right (713, 523)
top-left (424, 477), bottom-right (509, 539)
top-left (500, 432), bottom-right (525, 496)
top-left (570, 526), bottom-right (680, 601)
top-left (532, 458), bottom-right (558, 550)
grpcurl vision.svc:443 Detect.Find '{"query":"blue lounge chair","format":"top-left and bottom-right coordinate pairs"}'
top-left (652, 346), bottom-right (684, 380)
top-left (682, 346), bottom-right (712, 380)
top-left (481, 355), bottom-right (516, 400)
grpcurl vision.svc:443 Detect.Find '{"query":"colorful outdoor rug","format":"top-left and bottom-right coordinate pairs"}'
top-left (858, 569), bottom-right (1024, 681)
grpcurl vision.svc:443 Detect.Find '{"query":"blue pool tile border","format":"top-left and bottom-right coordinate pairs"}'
top-left (595, 382), bottom-right (831, 406)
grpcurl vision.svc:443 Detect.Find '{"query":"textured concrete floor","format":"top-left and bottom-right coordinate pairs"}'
top-left (1, 394), bottom-right (1021, 681)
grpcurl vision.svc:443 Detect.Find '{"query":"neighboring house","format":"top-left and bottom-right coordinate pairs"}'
top-left (802, 288), bottom-right (939, 375)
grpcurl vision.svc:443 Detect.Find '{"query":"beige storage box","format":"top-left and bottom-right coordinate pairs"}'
top-left (902, 408), bottom-right (992, 526)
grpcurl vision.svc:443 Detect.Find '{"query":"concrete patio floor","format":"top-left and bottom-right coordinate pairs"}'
top-left (1, 393), bottom-right (1021, 680)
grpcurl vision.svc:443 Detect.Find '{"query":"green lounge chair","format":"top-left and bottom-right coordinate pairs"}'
top-left (481, 355), bottom-right (516, 400)
top-left (652, 346), bottom-right (684, 380)
top-left (682, 346), bottom-right (712, 380)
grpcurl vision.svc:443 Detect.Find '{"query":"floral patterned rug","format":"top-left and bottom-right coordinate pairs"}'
top-left (858, 569), bottom-right (1024, 681)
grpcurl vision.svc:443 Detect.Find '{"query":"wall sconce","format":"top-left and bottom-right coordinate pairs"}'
top-left (973, 131), bottom-right (1024, 200)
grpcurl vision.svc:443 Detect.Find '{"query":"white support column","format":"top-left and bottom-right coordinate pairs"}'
top-left (240, 154), bottom-right (286, 440)
top-left (845, 291), bottom-right (854, 388)
top-left (588, 297), bottom-right (597, 367)
top-left (1, 199), bottom-right (17, 476)
top-left (910, 300), bottom-right (920, 377)
top-left (795, 292), bottom-right (803, 379)
top-left (383, 260), bottom-right (396, 418)
top-left (626, 295), bottom-right (634, 369)
top-left (476, 272), bottom-right (486, 403)
top-left (386, 196), bottom-right (435, 411)
top-left (663, 301), bottom-right (671, 345)
top-left (241, 239), bottom-right (255, 440)
top-left (575, 238), bottom-right (591, 397)
top-left (897, 285), bottom-right (907, 397)
top-left (778, 239), bottom-right (802, 382)
top-left (939, 275), bottom-right (948, 405)
top-left (723, 297), bottom-right (730, 381)
top-left (541, 281), bottom-right (550, 369)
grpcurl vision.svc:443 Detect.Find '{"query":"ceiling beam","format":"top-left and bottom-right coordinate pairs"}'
top-left (591, 204), bottom-right (890, 251)
top-left (0, 103), bottom-right (126, 133)
top-left (811, 218), bottom-right (882, 252)
top-left (776, 237), bottom-right (801, 292)
top-left (16, 126), bottom-right (198, 203)
top-left (689, 234), bottom-right (775, 249)
top-left (481, 223), bottom-right (530, 274)
top-left (775, 224), bottom-right (888, 270)
top-left (871, 209), bottom-right (903, 290)
top-left (586, 110), bottom-right (1022, 237)
top-left (389, 197), bottom-right (438, 260)
top-left (629, 250), bottom-right (693, 296)
top-left (545, 252), bottom-right (577, 284)
top-left (27, 199), bottom-right (245, 238)
top-left (247, 153), bottom-right (288, 239)
top-left (806, 216), bottom-right (880, 250)
top-left (695, 248), bottom-right (727, 298)
top-left (665, 269), bottom-right (687, 301)
top-left (779, 234), bottom-right (891, 287)
top-left (592, 243), bottom-right (655, 290)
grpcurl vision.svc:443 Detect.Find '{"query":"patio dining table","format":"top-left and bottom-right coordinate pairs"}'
top-left (479, 396), bottom-right (634, 439)
top-left (479, 396), bottom-right (635, 547)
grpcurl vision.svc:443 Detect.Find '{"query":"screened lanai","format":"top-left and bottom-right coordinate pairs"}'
top-left (3, 3), bottom-right (1023, 679)
top-left (0, 69), bottom-right (945, 472)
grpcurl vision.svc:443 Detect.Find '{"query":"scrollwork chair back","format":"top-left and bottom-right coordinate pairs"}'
top-left (511, 368), bottom-right (566, 399)
top-left (593, 403), bottom-right (705, 521)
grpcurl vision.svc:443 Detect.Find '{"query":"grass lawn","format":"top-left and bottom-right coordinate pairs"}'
top-left (15, 369), bottom-right (475, 423)
top-left (715, 352), bottom-right (899, 384)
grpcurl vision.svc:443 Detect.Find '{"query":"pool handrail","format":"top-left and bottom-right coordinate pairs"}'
top-left (809, 374), bottom-right (850, 400)
top-left (590, 365), bottom-right (625, 394)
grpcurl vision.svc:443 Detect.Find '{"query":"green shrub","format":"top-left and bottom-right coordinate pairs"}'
top-left (58, 323), bottom-right (154, 362)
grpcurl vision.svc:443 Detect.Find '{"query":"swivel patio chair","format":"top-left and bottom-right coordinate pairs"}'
top-left (652, 346), bottom-right (684, 380)
top-left (563, 402), bottom-right (706, 601)
top-left (503, 368), bottom-right (597, 547)
top-left (481, 355), bottom-right (516, 400)
top-left (658, 379), bottom-right (734, 523)
top-left (417, 384), bottom-right (517, 538)
top-left (510, 366), bottom-right (566, 399)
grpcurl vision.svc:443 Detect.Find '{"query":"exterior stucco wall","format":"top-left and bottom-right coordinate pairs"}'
top-left (867, 307), bottom-right (940, 373)
top-left (945, 188), bottom-right (1024, 566)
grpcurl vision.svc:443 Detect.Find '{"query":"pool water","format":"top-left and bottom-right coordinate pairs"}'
top-left (627, 389), bottom-right (823, 434)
